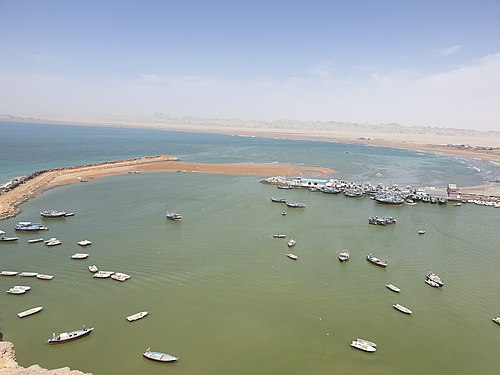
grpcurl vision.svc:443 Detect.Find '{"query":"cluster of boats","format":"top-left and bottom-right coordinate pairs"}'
top-left (89, 266), bottom-right (131, 281)
top-left (368, 216), bottom-right (397, 225)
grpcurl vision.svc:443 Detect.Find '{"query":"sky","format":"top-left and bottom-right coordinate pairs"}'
top-left (0, 0), bottom-right (499, 131)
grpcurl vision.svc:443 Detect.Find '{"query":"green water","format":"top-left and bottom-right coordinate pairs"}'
top-left (1, 172), bottom-right (500, 374)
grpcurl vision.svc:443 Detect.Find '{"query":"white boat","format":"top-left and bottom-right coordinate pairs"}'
top-left (0, 229), bottom-right (4, 236)
top-left (492, 317), bottom-right (500, 325)
top-left (77, 239), bottom-right (92, 246)
top-left (88, 265), bottom-right (98, 273)
top-left (111, 272), bottom-right (131, 282)
top-left (425, 278), bottom-right (441, 288)
top-left (37, 274), bottom-right (54, 280)
top-left (287, 239), bottom-right (296, 247)
top-left (393, 303), bottom-right (412, 314)
top-left (338, 250), bottom-right (350, 262)
top-left (47, 327), bottom-right (94, 344)
top-left (418, 230), bottom-right (426, 234)
top-left (71, 253), bottom-right (89, 259)
top-left (143, 347), bottom-right (178, 362)
top-left (386, 284), bottom-right (401, 293)
top-left (356, 338), bottom-right (377, 347)
top-left (426, 272), bottom-right (444, 287)
top-left (166, 211), bottom-right (182, 221)
top-left (350, 340), bottom-right (376, 352)
top-left (286, 253), bottom-right (298, 260)
top-left (127, 311), bottom-right (149, 322)
top-left (19, 272), bottom-right (38, 277)
top-left (93, 271), bottom-right (114, 278)
top-left (0, 236), bottom-right (19, 242)
top-left (12, 285), bottom-right (31, 291)
top-left (1, 271), bottom-right (18, 276)
top-left (46, 239), bottom-right (62, 246)
top-left (366, 254), bottom-right (388, 268)
top-left (7, 288), bottom-right (27, 294)
top-left (18, 306), bottom-right (43, 318)
top-left (28, 238), bottom-right (44, 243)
top-left (40, 210), bottom-right (67, 218)
top-left (65, 212), bottom-right (75, 216)
top-left (273, 234), bottom-right (286, 238)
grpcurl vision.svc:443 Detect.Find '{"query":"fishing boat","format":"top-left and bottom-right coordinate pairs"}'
top-left (338, 250), bottom-right (350, 262)
top-left (1, 271), bottom-right (18, 276)
top-left (287, 239), bottom-right (296, 247)
top-left (386, 284), bottom-right (401, 293)
top-left (393, 303), bottom-right (412, 315)
top-left (366, 254), bottom-right (388, 268)
top-left (166, 211), bottom-right (182, 221)
top-left (143, 347), bottom-right (178, 362)
top-left (18, 306), bottom-right (43, 318)
top-left (19, 272), bottom-right (38, 277)
top-left (270, 197), bottom-right (287, 203)
top-left (0, 236), bottom-right (19, 242)
top-left (350, 340), bottom-right (376, 352)
top-left (45, 238), bottom-right (61, 246)
top-left (28, 238), bottom-right (44, 243)
top-left (7, 286), bottom-right (31, 294)
top-left (368, 216), bottom-right (397, 225)
top-left (356, 338), bottom-right (377, 347)
top-left (40, 210), bottom-right (67, 218)
top-left (111, 272), bottom-right (131, 281)
top-left (77, 239), bottom-right (92, 246)
top-left (286, 253), bottom-right (298, 260)
top-left (14, 222), bottom-right (48, 231)
top-left (426, 272), bottom-right (444, 287)
top-left (37, 274), bottom-right (54, 280)
top-left (375, 193), bottom-right (405, 205)
top-left (88, 265), bottom-right (98, 273)
top-left (65, 212), bottom-right (75, 217)
top-left (286, 202), bottom-right (306, 208)
top-left (273, 234), bottom-right (286, 238)
top-left (344, 189), bottom-right (364, 198)
top-left (47, 327), bottom-right (94, 344)
top-left (492, 317), bottom-right (500, 325)
top-left (127, 311), bottom-right (149, 322)
top-left (71, 253), bottom-right (89, 259)
top-left (93, 271), bottom-right (114, 278)
top-left (425, 278), bottom-right (441, 288)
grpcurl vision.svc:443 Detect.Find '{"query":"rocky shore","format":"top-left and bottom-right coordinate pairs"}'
top-left (0, 341), bottom-right (91, 375)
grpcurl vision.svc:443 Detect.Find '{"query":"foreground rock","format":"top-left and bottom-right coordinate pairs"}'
top-left (0, 341), bottom-right (91, 375)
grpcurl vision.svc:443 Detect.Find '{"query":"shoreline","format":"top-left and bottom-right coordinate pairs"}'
top-left (0, 155), bottom-right (333, 220)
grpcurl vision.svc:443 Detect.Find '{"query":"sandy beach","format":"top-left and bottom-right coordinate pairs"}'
top-left (0, 155), bottom-right (333, 220)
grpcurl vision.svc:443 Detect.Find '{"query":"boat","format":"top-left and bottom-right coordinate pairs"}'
top-left (111, 272), bottom-right (131, 281)
top-left (0, 229), bottom-right (4, 236)
top-left (277, 184), bottom-right (293, 189)
top-left (454, 202), bottom-right (463, 206)
top-left (28, 238), bottom-right (44, 243)
top-left (386, 284), bottom-right (401, 293)
top-left (344, 189), bottom-right (364, 198)
top-left (350, 340), bottom-right (376, 352)
top-left (19, 272), bottom-right (38, 277)
top-left (6, 288), bottom-right (27, 294)
top-left (322, 187), bottom-right (341, 194)
top-left (425, 278), bottom-right (441, 288)
top-left (287, 239), bottom-right (296, 247)
top-left (12, 285), bottom-right (31, 291)
top-left (47, 327), bottom-right (94, 344)
top-left (14, 222), bottom-right (48, 231)
top-left (426, 272), bottom-right (444, 287)
top-left (492, 317), bottom-right (500, 325)
top-left (368, 216), bottom-right (397, 225)
top-left (71, 253), bottom-right (90, 259)
top-left (65, 212), bottom-right (75, 217)
top-left (286, 253), bottom-right (298, 260)
top-left (366, 254), bottom-right (388, 268)
top-left (281, 211), bottom-right (287, 216)
top-left (166, 211), bottom-right (182, 221)
top-left (393, 303), bottom-right (412, 314)
top-left (375, 193), bottom-right (405, 205)
top-left (418, 230), bottom-right (426, 234)
top-left (88, 265), bottom-right (98, 273)
top-left (273, 234), bottom-right (286, 238)
top-left (356, 338), bottom-right (377, 347)
top-left (270, 197), bottom-right (287, 203)
top-left (37, 274), bottom-right (54, 280)
top-left (338, 250), bottom-right (350, 262)
top-left (0, 236), bottom-right (19, 242)
top-left (93, 271), bottom-right (114, 278)
top-left (77, 239), bottom-right (92, 246)
top-left (45, 238), bottom-right (62, 246)
top-left (143, 347), bottom-right (178, 362)
top-left (127, 311), bottom-right (149, 322)
top-left (18, 306), bottom-right (43, 318)
top-left (1, 271), bottom-right (18, 276)
top-left (40, 210), bottom-right (67, 218)
top-left (286, 202), bottom-right (306, 208)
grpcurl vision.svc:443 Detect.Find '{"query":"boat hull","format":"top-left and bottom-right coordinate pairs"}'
top-left (47, 327), bottom-right (94, 344)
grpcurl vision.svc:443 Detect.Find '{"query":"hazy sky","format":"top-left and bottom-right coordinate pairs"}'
top-left (0, 0), bottom-right (499, 130)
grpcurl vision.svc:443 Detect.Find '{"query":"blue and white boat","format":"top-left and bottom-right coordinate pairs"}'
top-left (143, 347), bottom-right (178, 362)
top-left (14, 222), bottom-right (48, 231)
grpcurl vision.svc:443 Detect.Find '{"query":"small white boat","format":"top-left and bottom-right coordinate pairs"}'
top-left (18, 306), bottom-right (43, 318)
top-left (47, 327), bottom-right (94, 344)
top-left (287, 239), bottom-right (296, 247)
top-left (28, 238), bottom-right (44, 243)
top-left (45, 239), bottom-right (62, 246)
top-left (127, 311), bottom-right (149, 322)
top-left (19, 272), bottom-right (38, 277)
top-left (492, 317), bottom-right (500, 325)
top-left (393, 303), bottom-right (412, 315)
top-left (77, 239), bottom-right (92, 246)
top-left (13, 285), bottom-right (31, 291)
top-left (37, 274), bottom-right (54, 280)
top-left (356, 338), bottom-right (377, 347)
top-left (338, 250), bottom-right (350, 262)
top-left (425, 278), bottom-right (441, 288)
top-left (88, 265), bottom-right (98, 273)
top-left (366, 254), bottom-right (388, 268)
top-left (281, 211), bottom-right (287, 216)
top-left (93, 271), bottom-right (114, 278)
top-left (273, 234), bottom-right (286, 238)
top-left (111, 272), bottom-right (131, 282)
top-left (286, 253), bottom-right (298, 260)
top-left (143, 347), bottom-right (178, 362)
top-left (386, 284), bottom-right (401, 293)
top-left (1, 271), bottom-right (18, 276)
top-left (0, 237), bottom-right (19, 242)
top-left (418, 230), bottom-right (426, 234)
top-left (71, 253), bottom-right (89, 259)
top-left (350, 340), bottom-right (376, 352)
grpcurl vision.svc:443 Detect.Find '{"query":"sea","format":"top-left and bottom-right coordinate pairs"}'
top-left (1, 121), bottom-right (500, 375)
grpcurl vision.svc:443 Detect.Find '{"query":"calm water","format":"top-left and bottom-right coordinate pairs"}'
top-left (1, 122), bottom-right (500, 374)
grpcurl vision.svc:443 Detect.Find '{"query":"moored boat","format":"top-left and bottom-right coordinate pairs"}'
top-left (19, 272), bottom-right (38, 277)
top-left (37, 274), bottom-right (54, 280)
top-left (71, 253), bottom-right (90, 259)
top-left (287, 239), bottom-right (296, 247)
top-left (356, 338), bottom-right (377, 347)
top-left (47, 327), bottom-right (94, 344)
top-left (18, 306), bottom-right (43, 318)
top-left (366, 254), bottom-right (388, 268)
top-left (111, 272), bottom-right (131, 281)
top-left (425, 278), bottom-right (440, 288)
top-left (28, 238), bottom-right (44, 243)
top-left (93, 271), bottom-right (114, 278)
top-left (286, 253), bottom-right (298, 260)
top-left (143, 347), bottom-right (178, 362)
top-left (0, 236), bottom-right (19, 242)
top-left (14, 222), bottom-right (48, 231)
top-left (1, 271), bottom-right (18, 276)
top-left (40, 210), bottom-right (67, 218)
top-left (127, 311), bottom-right (149, 322)
top-left (426, 272), bottom-right (444, 287)
top-left (270, 197), bottom-right (287, 203)
top-left (6, 288), bottom-right (27, 294)
top-left (286, 202), bottom-right (306, 208)
top-left (386, 284), bottom-right (401, 293)
top-left (418, 230), bottom-right (426, 234)
top-left (393, 303), bottom-right (412, 314)
top-left (88, 265), bottom-right (98, 273)
top-left (166, 211), bottom-right (182, 221)
top-left (77, 239), bottom-right (92, 246)
top-left (273, 234), bottom-right (286, 238)
top-left (492, 317), bottom-right (500, 325)
top-left (45, 238), bottom-right (61, 246)
top-left (350, 340), bottom-right (376, 352)
top-left (338, 250), bottom-right (350, 262)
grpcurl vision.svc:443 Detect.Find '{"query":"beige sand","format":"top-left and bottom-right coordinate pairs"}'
top-left (0, 156), bottom-right (333, 220)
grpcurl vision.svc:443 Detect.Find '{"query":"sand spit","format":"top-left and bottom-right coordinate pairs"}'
top-left (0, 155), bottom-right (333, 220)
top-left (0, 341), bottom-right (91, 375)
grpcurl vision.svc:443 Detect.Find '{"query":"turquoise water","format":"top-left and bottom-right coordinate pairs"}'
top-left (1, 122), bottom-right (500, 374)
